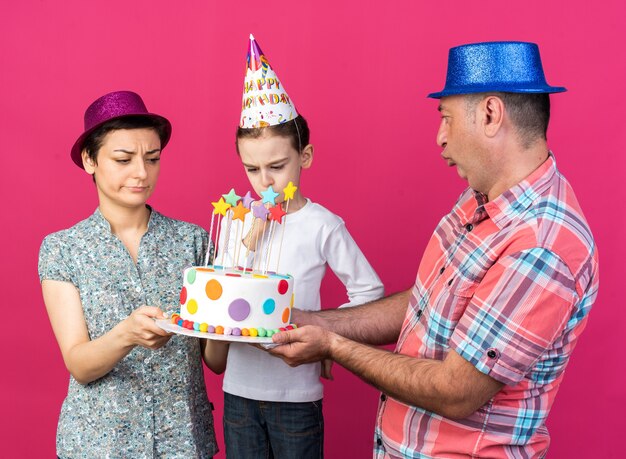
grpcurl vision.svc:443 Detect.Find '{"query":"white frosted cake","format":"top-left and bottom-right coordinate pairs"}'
top-left (172, 266), bottom-right (295, 338)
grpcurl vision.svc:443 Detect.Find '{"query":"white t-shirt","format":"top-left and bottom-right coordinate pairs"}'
top-left (217, 199), bottom-right (384, 402)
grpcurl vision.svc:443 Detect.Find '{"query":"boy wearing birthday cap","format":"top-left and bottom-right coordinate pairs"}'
top-left (269, 41), bottom-right (598, 458)
top-left (217, 35), bottom-right (384, 457)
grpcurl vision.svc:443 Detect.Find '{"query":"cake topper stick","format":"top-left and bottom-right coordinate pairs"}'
top-left (221, 189), bottom-right (241, 268)
top-left (233, 219), bottom-right (242, 269)
top-left (265, 202), bottom-right (287, 273)
top-left (256, 186), bottom-right (278, 273)
top-left (206, 196), bottom-right (231, 266)
top-left (251, 218), bottom-right (260, 272)
top-left (221, 209), bottom-right (233, 267)
top-left (274, 208), bottom-right (287, 272)
top-left (254, 220), bottom-right (264, 272)
top-left (231, 200), bottom-right (250, 269)
top-left (264, 220), bottom-right (276, 274)
top-left (238, 192), bottom-right (254, 272)
top-left (275, 181), bottom-right (297, 272)
top-left (210, 197), bottom-right (231, 268)
top-left (214, 214), bottom-right (223, 266)
top-left (204, 210), bottom-right (216, 266)
top-left (251, 202), bottom-right (270, 272)
top-left (243, 218), bottom-right (256, 273)
top-left (238, 222), bottom-right (247, 269)
top-left (258, 218), bottom-right (269, 272)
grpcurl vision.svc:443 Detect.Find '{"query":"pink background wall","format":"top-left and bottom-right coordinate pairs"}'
top-left (1, 1), bottom-right (624, 457)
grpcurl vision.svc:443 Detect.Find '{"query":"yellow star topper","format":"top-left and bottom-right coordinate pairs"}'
top-left (212, 197), bottom-right (231, 216)
top-left (283, 181), bottom-right (298, 201)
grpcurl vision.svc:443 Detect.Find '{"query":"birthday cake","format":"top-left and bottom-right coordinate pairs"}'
top-left (173, 266), bottom-right (294, 338)
top-left (169, 184), bottom-right (299, 339)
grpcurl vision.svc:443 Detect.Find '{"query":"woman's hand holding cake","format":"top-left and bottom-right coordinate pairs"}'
top-left (119, 305), bottom-right (172, 350)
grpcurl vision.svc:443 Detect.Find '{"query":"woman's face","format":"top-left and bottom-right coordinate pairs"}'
top-left (237, 132), bottom-right (312, 205)
top-left (82, 128), bottom-right (162, 210)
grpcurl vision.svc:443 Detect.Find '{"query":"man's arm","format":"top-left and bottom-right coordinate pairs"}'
top-left (271, 325), bottom-right (503, 419)
top-left (292, 289), bottom-right (411, 345)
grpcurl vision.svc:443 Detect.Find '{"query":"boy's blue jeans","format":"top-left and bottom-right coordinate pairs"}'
top-left (223, 392), bottom-right (324, 458)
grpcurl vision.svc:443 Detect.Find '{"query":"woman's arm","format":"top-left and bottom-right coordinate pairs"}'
top-left (42, 279), bottom-right (172, 385)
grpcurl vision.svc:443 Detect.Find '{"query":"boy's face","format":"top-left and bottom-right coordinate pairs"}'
top-left (238, 133), bottom-right (312, 204)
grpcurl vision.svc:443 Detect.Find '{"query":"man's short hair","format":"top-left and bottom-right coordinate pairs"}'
top-left (466, 93), bottom-right (551, 148)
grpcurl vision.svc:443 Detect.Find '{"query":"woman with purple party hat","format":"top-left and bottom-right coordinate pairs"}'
top-left (39, 91), bottom-right (227, 458)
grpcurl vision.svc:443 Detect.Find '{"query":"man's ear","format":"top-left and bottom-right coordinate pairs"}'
top-left (300, 144), bottom-right (314, 169)
top-left (82, 150), bottom-right (96, 174)
top-left (482, 95), bottom-right (505, 138)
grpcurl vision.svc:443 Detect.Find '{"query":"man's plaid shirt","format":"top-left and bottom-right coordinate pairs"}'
top-left (375, 155), bottom-right (599, 458)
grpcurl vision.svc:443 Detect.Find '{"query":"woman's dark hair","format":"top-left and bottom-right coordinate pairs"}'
top-left (81, 116), bottom-right (170, 165)
top-left (235, 114), bottom-right (310, 154)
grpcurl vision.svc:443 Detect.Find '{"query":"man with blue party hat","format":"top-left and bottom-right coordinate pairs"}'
top-left (269, 41), bottom-right (598, 458)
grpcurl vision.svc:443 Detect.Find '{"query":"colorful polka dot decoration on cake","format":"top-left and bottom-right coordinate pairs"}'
top-left (169, 313), bottom-right (297, 338)
top-left (186, 299), bottom-right (198, 315)
top-left (205, 279), bottom-right (222, 300)
top-left (155, 314), bottom-right (296, 347)
top-left (263, 298), bottom-right (276, 314)
top-left (229, 299), bottom-right (251, 321)
top-left (278, 279), bottom-right (289, 294)
top-left (157, 314), bottom-right (297, 344)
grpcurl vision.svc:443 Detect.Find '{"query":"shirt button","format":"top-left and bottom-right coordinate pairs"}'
top-left (380, 394), bottom-right (387, 402)
top-left (145, 395), bottom-right (152, 402)
top-left (416, 309), bottom-right (422, 318)
top-left (465, 223), bottom-right (474, 232)
top-left (135, 285), bottom-right (142, 293)
top-left (487, 349), bottom-right (498, 359)
top-left (146, 431), bottom-right (152, 439)
top-left (439, 267), bottom-right (445, 275)
top-left (377, 437), bottom-right (383, 446)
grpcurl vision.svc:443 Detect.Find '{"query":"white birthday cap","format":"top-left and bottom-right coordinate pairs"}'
top-left (240, 34), bottom-right (298, 128)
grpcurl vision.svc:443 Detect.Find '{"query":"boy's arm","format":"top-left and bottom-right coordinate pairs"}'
top-left (321, 221), bottom-right (385, 307)
top-left (200, 339), bottom-right (229, 374)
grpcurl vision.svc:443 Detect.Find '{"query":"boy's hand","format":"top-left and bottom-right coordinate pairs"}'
top-left (321, 359), bottom-right (334, 380)
top-left (243, 202), bottom-right (269, 250)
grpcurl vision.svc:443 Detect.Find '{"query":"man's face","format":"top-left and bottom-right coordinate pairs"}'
top-left (436, 95), bottom-right (490, 192)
